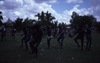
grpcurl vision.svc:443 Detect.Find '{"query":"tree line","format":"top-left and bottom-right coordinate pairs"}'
top-left (0, 11), bottom-right (100, 32)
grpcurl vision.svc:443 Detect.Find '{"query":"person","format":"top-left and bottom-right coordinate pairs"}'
top-left (29, 24), bottom-right (43, 57)
top-left (85, 25), bottom-right (92, 51)
top-left (46, 25), bottom-right (52, 49)
top-left (75, 27), bottom-right (85, 51)
top-left (11, 27), bottom-right (16, 39)
top-left (57, 26), bottom-right (65, 49)
top-left (21, 27), bottom-right (31, 50)
top-left (53, 28), bottom-right (57, 38)
top-left (21, 28), bottom-right (27, 47)
top-left (0, 26), bottom-right (6, 41)
top-left (70, 27), bottom-right (85, 51)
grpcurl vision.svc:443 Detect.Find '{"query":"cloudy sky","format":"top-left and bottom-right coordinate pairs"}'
top-left (0, 0), bottom-right (100, 24)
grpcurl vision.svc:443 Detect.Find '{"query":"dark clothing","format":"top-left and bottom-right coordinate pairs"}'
top-left (57, 29), bottom-right (65, 49)
top-left (1, 27), bottom-right (6, 40)
top-left (85, 27), bottom-right (92, 51)
top-left (74, 28), bottom-right (85, 51)
top-left (47, 29), bottom-right (52, 36)
top-left (33, 29), bottom-right (43, 40)
top-left (75, 29), bottom-right (85, 39)
top-left (30, 28), bottom-right (43, 56)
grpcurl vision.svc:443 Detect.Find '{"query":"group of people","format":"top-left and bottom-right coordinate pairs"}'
top-left (0, 24), bottom-right (92, 57)
top-left (20, 24), bottom-right (92, 57)
top-left (0, 26), bottom-right (16, 41)
top-left (69, 25), bottom-right (92, 51)
top-left (20, 24), bottom-right (66, 57)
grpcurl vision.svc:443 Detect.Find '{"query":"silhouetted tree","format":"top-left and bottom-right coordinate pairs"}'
top-left (70, 11), bottom-right (96, 29)
top-left (45, 11), bottom-right (55, 26)
top-left (4, 18), bottom-right (13, 27)
top-left (0, 11), bottom-right (3, 26)
top-left (95, 22), bottom-right (100, 32)
top-left (14, 17), bottom-right (23, 30)
top-left (35, 11), bottom-right (55, 27)
top-left (70, 12), bottom-right (80, 29)
top-left (83, 15), bottom-right (96, 27)
top-left (22, 17), bottom-right (36, 27)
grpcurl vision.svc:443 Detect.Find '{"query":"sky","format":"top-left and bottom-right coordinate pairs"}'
top-left (0, 0), bottom-right (100, 24)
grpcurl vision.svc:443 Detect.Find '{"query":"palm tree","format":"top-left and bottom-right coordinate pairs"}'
top-left (35, 13), bottom-right (41, 21)
top-left (35, 11), bottom-right (55, 27)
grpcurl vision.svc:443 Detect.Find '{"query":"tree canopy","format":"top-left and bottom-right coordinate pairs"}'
top-left (70, 11), bottom-right (97, 29)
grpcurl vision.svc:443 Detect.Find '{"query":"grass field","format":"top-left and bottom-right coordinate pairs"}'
top-left (0, 32), bottom-right (100, 63)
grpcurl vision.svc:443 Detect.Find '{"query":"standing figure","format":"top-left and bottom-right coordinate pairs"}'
top-left (53, 28), bottom-right (57, 38)
top-left (85, 25), bottom-right (92, 51)
top-left (0, 26), bottom-right (6, 41)
top-left (21, 27), bottom-right (31, 50)
top-left (73, 27), bottom-right (85, 51)
top-left (46, 25), bottom-right (52, 49)
top-left (11, 27), bottom-right (16, 39)
top-left (57, 26), bottom-right (65, 49)
top-left (29, 24), bottom-right (43, 57)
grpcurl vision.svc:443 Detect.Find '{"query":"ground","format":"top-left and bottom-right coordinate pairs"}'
top-left (0, 32), bottom-right (100, 63)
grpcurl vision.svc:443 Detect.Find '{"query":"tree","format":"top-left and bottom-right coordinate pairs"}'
top-left (83, 15), bottom-right (96, 27)
top-left (70, 12), bottom-right (81, 29)
top-left (0, 11), bottom-right (3, 26)
top-left (45, 11), bottom-right (55, 26)
top-left (35, 11), bottom-right (55, 27)
top-left (14, 17), bottom-right (23, 30)
top-left (95, 22), bottom-right (100, 32)
top-left (4, 18), bottom-right (13, 27)
top-left (22, 17), bottom-right (35, 27)
top-left (35, 13), bottom-right (41, 21)
top-left (70, 11), bottom-right (97, 29)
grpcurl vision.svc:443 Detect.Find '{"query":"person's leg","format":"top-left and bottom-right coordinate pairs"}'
top-left (74, 37), bottom-right (80, 48)
top-left (29, 41), bottom-right (36, 54)
top-left (60, 38), bottom-right (64, 49)
top-left (81, 38), bottom-right (84, 51)
top-left (25, 40), bottom-right (28, 50)
top-left (21, 37), bottom-right (24, 47)
top-left (47, 37), bottom-right (51, 49)
top-left (1, 33), bottom-right (3, 41)
top-left (57, 37), bottom-right (61, 45)
top-left (34, 39), bottom-right (42, 57)
top-left (13, 33), bottom-right (15, 38)
top-left (29, 42), bottom-right (33, 50)
top-left (86, 36), bottom-right (89, 51)
top-left (88, 36), bottom-right (92, 50)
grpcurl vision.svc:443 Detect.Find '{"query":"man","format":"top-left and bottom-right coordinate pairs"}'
top-left (85, 25), bottom-right (92, 51)
top-left (1, 26), bottom-right (6, 41)
top-left (70, 27), bottom-right (85, 51)
top-left (30, 24), bottom-right (43, 57)
top-left (57, 26), bottom-right (65, 49)
top-left (46, 25), bottom-right (52, 49)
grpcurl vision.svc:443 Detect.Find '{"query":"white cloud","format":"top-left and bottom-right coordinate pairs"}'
top-left (0, 0), bottom-right (58, 23)
top-left (0, 0), bottom-right (99, 24)
top-left (95, 15), bottom-right (100, 21)
top-left (33, 0), bottom-right (57, 3)
top-left (66, 0), bottom-right (83, 3)
top-left (62, 5), bottom-right (95, 23)
top-left (89, 0), bottom-right (100, 20)
top-left (64, 5), bottom-right (93, 16)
